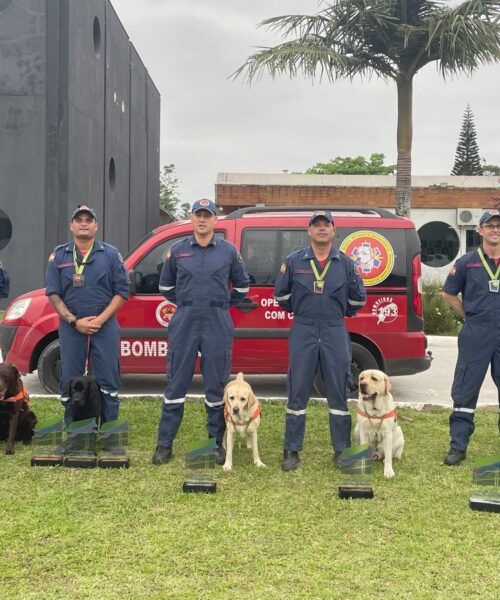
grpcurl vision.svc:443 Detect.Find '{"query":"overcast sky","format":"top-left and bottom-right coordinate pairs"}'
top-left (112, 0), bottom-right (500, 205)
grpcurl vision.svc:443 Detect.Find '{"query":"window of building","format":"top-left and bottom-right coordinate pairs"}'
top-left (241, 229), bottom-right (309, 286)
top-left (466, 229), bottom-right (481, 254)
top-left (418, 222), bottom-right (459, 268)
top-left (0, 209), bottom-right (12, 251)
top-left (132, 232), bottom-right (225, 294)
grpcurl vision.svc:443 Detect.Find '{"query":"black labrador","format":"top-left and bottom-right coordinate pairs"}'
top-left (69, 376), bottom-right (102, 423)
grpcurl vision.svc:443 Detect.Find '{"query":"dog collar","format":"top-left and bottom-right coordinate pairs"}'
top-left (356, 407), bottom-right (397, 420)
top-left (2, 387), bottom-right (28, 404)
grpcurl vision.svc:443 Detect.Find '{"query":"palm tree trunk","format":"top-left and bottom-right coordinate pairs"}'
top-left (395, 74), bottom-right (413, 218)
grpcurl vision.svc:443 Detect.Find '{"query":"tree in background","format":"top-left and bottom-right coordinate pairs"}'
top-left (159, 164), bottom-right (190, 219)
top-left (307, 153), bottom-right (395, 175)
top-left (451, 105), bottom-right (483, 176)
top-left (234, 1), bottom-right (500, 217)
top-left (482, 162), bottom-right (500, 176)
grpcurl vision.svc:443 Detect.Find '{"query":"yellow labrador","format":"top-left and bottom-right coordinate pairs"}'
top-left (222, 372), bottom-right (265, 472)
top-left (354, 369), bottom-right (404, 478)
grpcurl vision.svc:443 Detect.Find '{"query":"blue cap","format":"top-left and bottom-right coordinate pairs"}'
top-left (192, 199), bottom-right (217, 215)
top-left (479, 209), bottom-right (500, 226)
top-left (309, 210), bottom-right (334, 226)
top-left (71, 205), bottom-right (97, 220)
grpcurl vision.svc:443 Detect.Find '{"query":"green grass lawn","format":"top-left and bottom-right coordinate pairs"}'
top-left (1, 398), bottom-right (499, 600)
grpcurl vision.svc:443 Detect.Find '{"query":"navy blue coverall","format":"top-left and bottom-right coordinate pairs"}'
top-left (274, 246), bottom-right (366, 453)
top-left (156, 235), bottom-right (250, 448)
top-left (443, 248), bottom-right (500, 450)
top-left (0, 262), bottom-right (9, 298)
top-left (45, 240), bottom-right (130, 425)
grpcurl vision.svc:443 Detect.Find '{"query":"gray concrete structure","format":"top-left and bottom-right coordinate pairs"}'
top-left (0, 0), bottom-right (160, 307)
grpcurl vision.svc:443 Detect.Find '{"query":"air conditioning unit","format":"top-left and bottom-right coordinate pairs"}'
top-left (456, 208), bottom-right (482, 227)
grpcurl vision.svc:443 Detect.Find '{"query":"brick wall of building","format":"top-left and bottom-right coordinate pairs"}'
top-left (216, 184), bottom-right (500, 214)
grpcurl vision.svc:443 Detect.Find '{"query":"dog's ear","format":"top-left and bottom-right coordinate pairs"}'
top-left (384, 373), bottom-right (392, 395)
top-left (5, 363), bottom-right (21, 380)
top-left (248, 389), bottom-right (257, 408)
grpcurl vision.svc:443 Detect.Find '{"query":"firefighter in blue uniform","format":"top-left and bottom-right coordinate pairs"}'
top-left (45, 205), bottom-right (130, 426)
top-left (443, 209), bottom-right (500, 465)
top-left (274, 210), bottom-right (366, 471)
top-left (152, 199), bottom-right (250, 465)
top-left (0, 260), bottom-right (9, 299)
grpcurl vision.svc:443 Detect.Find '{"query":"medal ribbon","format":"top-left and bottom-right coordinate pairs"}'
top-left (73, 244), bottom-right (93, 276)
top-left (478, 248), bottom-right (500, 280)
top-left (310, 259), bottom-right (331, 284)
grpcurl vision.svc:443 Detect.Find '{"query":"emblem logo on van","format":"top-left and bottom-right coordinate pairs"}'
top-left (156, 300), bottom-right (176, 328)
top-left (372, 297), bottom-right (398, 324)
top-left (340, 231), bottom-right (395, 286)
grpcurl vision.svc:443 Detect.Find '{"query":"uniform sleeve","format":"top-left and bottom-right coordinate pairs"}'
top-left (443, 260), bottom-right (465, 295)
top-left (229, 249), bottom-right (250, 306)
top-left (159, 247), bottom-right (177, 304)
top-left (45, 251), bottom-right (62, 297)
top-left (110, 250), bottom-right (130, 299)
top-left (346, 260), bottom-right (366, 317)
top-left (273, 257), bottom-right (293, 312)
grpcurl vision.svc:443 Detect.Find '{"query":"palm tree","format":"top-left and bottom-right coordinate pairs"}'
top-left (233, 1), bottom-right (500, 217)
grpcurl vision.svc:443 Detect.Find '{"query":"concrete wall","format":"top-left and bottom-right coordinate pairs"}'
top-left (0, 0), bottom-right (47, 307)
top-left (0, 0), bottom-right (160, 307)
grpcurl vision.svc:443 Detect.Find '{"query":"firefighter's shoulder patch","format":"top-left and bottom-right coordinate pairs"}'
top-left (48, 252), bottom-right (55, 263)
top-left (449, 265), bottom-right (457, 276)
top-left (280, 262), bottom-right (286, 274)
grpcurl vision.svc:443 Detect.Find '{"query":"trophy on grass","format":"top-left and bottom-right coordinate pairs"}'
top-left (338, 444), bottom-right (374, 499)
top-left (469, 454), bottom-right (500, 513)
top-left (183, 438), bottom-right (217, 493)
top-left (31, 418), bottom-right (65, 467)
top-left (63, 418), bottom-right (98, 468)
top-left (97, 418), bottom-right (130, 468)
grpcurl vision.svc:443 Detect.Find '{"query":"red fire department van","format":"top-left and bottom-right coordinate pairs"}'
top-left (0, 206), bottom-right (431, 394)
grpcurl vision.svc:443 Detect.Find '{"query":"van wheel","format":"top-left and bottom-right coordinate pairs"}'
top-left (37, 340), bottom-right (61, 394)
top-left (314, 343), bottom-right (379, 399)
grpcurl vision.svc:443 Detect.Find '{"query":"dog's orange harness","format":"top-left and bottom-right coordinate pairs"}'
top-left (2, 387), bottom-right (29, 404)
top-left (356, 408), bottom-right (396, 420)
top-left (224, 404), bottom-right (261, 426)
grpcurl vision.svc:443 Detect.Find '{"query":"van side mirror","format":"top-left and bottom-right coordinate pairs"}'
top-left (128, 270), bottom-right (136, 294)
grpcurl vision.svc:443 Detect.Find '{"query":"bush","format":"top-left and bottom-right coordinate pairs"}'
top-left (423, 283), bottom-right (463, 335)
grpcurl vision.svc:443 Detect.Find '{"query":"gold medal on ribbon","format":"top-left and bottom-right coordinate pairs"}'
top-left (310, 259), bottom-right (331, 294)
top-left (478, 248), bottom-right (500, 294)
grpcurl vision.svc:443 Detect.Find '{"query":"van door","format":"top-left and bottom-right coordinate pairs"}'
top-left (231, 224), bottom-right (309, 373)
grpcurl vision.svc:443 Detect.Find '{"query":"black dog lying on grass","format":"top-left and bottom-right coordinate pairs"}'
top-left (0, 363), bottom-right (37, 454)
top-left (68, 376), bottom-right (102, 423)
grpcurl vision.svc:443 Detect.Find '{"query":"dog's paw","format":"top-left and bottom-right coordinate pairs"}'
top-left (384, 466), bottom-right (395, 478)
top-left (222, 462), bottom-right (232, 472)
top-left (255, 460), bottom-right (266, 468)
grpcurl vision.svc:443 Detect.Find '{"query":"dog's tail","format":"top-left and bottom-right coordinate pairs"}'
top-left (236, 372), bottom-right (244, 382)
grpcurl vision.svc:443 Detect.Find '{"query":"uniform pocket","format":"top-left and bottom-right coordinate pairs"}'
top-left (220, 349), bottom-right (232, 383)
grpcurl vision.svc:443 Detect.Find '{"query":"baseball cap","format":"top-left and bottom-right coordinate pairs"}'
top-left (309, 210), bottom-right (334, 226)
top-left (479, 209), bottom-right (500, 226)
top-left (192, 199), bottom-right (217, 215)
top-left (71, 205), bottom-right (97, 220)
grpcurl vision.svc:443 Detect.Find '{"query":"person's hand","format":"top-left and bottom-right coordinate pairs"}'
top-left (76, 316), bottom-right (101, 335)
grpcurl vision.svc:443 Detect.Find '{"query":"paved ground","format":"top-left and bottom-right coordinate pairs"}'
top-left (18, 336), bottom-right (499, 408)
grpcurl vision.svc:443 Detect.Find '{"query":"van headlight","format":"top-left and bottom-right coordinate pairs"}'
top-left (4, 298), bottom-right (32, 321)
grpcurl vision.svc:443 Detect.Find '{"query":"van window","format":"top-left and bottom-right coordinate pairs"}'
top-left (242, 229), bottom-right (309, 286)
top-left (133, 232), bottom-right (226, 294)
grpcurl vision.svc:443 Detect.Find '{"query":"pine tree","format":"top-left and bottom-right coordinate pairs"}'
top-left (451, 105), bottom-right (483, 176)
